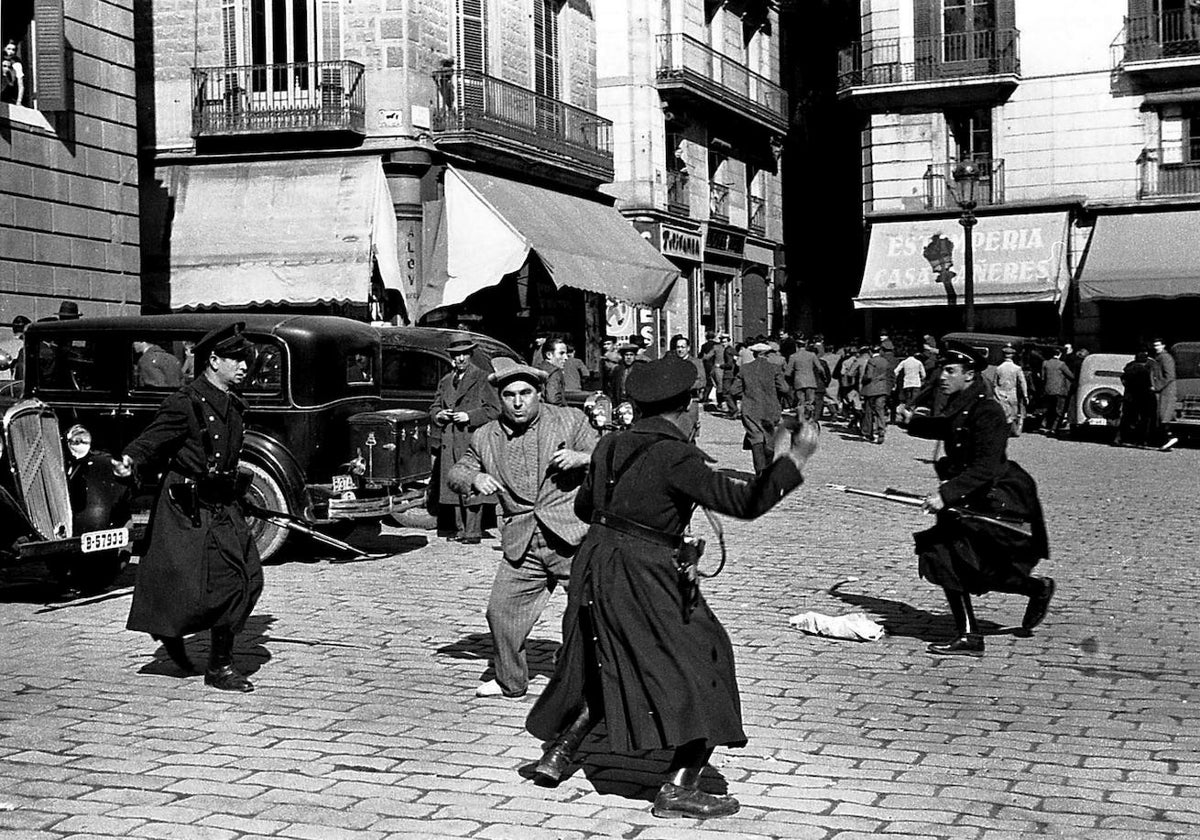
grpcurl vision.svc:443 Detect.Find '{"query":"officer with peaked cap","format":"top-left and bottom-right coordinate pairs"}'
top-left (114, 322), bottom-right (264, 691)
top-left (896, 340), bottom-right (1054, 658)
top-left (429, 335), bottom-right (500, 543)
top-left (527, 355), bottom-right (820, 820)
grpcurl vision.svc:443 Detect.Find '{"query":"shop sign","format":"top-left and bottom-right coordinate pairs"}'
top-left (706, 228), bottom-right (745, 256)
top-left (660, 225), bottom-right (702, 261)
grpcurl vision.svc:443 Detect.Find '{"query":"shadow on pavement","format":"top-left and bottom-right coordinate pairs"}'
top-left (826, 584), bottom-right (1002, 642)
top-left (135, 613), bottom-right (276, 679)
top-left (435, 632), bottom-right (560, 683)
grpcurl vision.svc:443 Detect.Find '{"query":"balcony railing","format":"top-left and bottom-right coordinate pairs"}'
top-left (837, 29), bottom-right (1020, 91)
top-left (192, 60), bottom-right (365, 137)
top-left (1124, 10), bottom-right (1200, 63)
top-left (666, 169), bottom-right (690, 214)
top-left (709, 182), bottom-right (730, 223)
top-left (748, 195), bottom-right (766, 234)
top-left (431, 68), bottom-right (613, 172)
top-left (923, 158), bottom-right (1005, 210)
top-left (656, 33), bottom-right (787, 129)
top-left (1138, 148), bottom-right (1200, 198)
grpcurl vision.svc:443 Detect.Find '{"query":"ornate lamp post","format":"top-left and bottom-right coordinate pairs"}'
top-left (950, 160), bottom-right (981, 332)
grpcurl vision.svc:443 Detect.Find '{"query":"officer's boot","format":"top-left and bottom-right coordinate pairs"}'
top-left (153, 634), bottom-right (195, 673)
top-left (928, 588), bottom-right (984, 657)
top-left (1020, 575), bottom-right (1056, 632)
top-left (205, 626), bottom-right (254, 692)
top-left (532, 705), bottom-right (594, 786)
top-left (651, 740), bottom-right (739, 819)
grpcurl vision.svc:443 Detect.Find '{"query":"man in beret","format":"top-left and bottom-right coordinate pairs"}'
top-left (429, 336), bottom-right (500, 544)
top-left (896, 341), bottom-right (1053, 657)
top-left (114, 322), bottom-right (265, 691)
top-left (527, 355), bottom-right (820, 819)
top-left (448, 357), bottom-right (599, 698)
top-left (728, 342), bottom-right (789, 474)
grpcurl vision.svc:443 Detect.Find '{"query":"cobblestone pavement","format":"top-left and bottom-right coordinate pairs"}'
top-left (2, 412), bottom-right (1198, 840)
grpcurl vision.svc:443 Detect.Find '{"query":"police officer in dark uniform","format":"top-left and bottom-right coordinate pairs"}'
top-left (526, 355), bottom-right (820, 819)
top-left (113, 322), bottom-right (264, 692)
top-left (896, 341), bottom-right (1054, 658)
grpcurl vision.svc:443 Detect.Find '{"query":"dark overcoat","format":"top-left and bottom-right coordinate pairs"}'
top-left (429, 364), bottom-right (500, 505)
top-left (907, 380), bottom-right (1049, 595)
top-left (729, 356), bottom-right (788, 446)
top-left (124, 376), bottom-right (263, 637)
top-left (526, 417), bottom-right (803, 753)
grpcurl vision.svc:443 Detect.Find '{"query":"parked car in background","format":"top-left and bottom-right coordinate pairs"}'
top-left (21, 314), bottom-right (432, 562)
top-left (1067, 352), bottom-right (1133, 437)
top-left (375, 326), bottom-right (521, 411)
top-left (1168, 341), bottom-right (1200, 440)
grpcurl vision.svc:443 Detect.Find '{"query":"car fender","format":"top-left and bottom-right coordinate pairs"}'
top-left (241, 430), bottom-right (308, 518)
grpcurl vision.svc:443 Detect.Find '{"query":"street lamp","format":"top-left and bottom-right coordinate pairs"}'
top-left (949, 160), bottom-right (981, 332)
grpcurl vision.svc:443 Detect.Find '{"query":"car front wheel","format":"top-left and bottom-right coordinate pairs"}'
top-left (240, 459), bottom-right (291, 561)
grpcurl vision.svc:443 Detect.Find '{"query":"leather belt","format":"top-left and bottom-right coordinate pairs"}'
top-left (592, 512), bottom-right (682, 549)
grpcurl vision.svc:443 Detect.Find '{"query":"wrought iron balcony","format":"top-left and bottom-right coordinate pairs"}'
top-left (431, 68), bottom-right (613, 181)
top-left (1138, 148), bottom-right (1200, 199)
top-left (924, 158), bottom-right (1005, 210)
top-left (748, 195), bottom-right (766, 235)
top-left (837, 30), bottom-right (1020, 110)
top-left (191, 61), bottom-right (365, 137)
top-left (655, 33), bottom-right (788, 132)
top-left (1118, 11), bottom-right (1200, 84)
top-left (666, 169), bottom-right (690, 214)
top-left (709, 182), bottom-right (731, 223)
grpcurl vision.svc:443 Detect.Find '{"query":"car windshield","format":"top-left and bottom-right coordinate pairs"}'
top-left (1174, 346), bottom-right (1200, 379)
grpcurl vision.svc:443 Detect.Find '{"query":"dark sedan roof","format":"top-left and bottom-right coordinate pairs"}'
top-left (375, 325), bottom-right (520, 361)
top-left (24, 313), bottom-right (379, 345)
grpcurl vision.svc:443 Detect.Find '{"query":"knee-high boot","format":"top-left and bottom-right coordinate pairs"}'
top-left (928, 588), bottom-right (984, 657)
top-left (651, 740), bottom-right (740, 819)
top-left (205, 626), bottom-right (254, 692)
top-left (532, 705), bottom-right (595, 785)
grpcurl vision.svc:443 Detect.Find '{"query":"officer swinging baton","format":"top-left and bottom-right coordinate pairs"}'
top-left (825, 484), bottom-right (1033, 538)
top-left (241, 501), bottom-right (392, 560)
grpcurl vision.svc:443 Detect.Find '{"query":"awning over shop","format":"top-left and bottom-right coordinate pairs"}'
top-left (414, 166), bottom-right (679, 320)
top-left (170, 157), bottom-right (406, 313)
top-left (854, 211), bottom-right (1070, 310)
top-left (1078, 210), bottom-right (1200, 301)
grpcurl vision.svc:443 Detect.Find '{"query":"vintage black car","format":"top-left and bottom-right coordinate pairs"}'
top-left (20, 314), bottom-right (432, 562)
top-left (377, 325), bottom-right (522, 410)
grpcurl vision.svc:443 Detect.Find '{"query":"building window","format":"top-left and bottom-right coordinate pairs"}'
top-left (943, 0), bottom-right (995, 62)
top-left (456, 0), bottom-right (487, 74)
top-left (533, 0), bottom-right (560, 100)
top-left (1161, 106), bottom-right (1200, 164)
top-left (947, 108), bottom-right (992, 161)
top-left (2, 0), bottom-right (67, 112)
top-left (1188, 108), bottom-right (1200, 162)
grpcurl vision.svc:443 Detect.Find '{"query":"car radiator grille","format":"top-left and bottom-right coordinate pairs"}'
top-left (4, 400), bottom-right (72, 540)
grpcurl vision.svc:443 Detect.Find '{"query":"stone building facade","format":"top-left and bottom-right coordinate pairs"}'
top-left (1, 0), bottom-right (141, 373)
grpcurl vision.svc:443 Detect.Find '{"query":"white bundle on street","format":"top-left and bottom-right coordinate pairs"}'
top-left (788, 611), bottom-right (885, 642)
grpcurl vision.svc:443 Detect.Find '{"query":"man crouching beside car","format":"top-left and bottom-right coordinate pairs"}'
top-left (113, 322), bottom-right (264, 692)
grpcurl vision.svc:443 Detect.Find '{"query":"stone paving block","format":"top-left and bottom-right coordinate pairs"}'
top-left (367, 816), bottom-right (480, 835)
top-left (49, 813), bottom-right (147, 834)
top-left (127, 821), bottom-right (240, 839)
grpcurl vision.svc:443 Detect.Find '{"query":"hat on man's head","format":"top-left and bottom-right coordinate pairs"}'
top-left (748, 342), bottom-right (772, 353)
top-left (1001, 343), bottom-right (1017, 356)
top-left (487, 356), bottom-right (548, 388)
top-left (939, 340), bottom-right (988, 372)
top-left (617, 341), bottom-right (640, 353)
top-left (195, 321), bottom-right (253, 363)
top-left (446, 335), bottom-right (478, 355)
top-left (625, 355), bottom-right (695, 406)
top-left (57, 301), bottom-right (81, 320)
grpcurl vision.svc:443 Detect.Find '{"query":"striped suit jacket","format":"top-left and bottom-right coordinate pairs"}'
top-left (447, 404), bottom-right (599, 561)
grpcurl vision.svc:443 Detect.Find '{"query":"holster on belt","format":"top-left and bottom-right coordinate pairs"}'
top-left (167, 481), bottom-right (202, 527)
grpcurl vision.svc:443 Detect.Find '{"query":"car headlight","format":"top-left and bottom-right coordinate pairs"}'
top-left (1083, 389), bottom-right (1122, 420)
top-left (65, 424), bottom-right (92, 460)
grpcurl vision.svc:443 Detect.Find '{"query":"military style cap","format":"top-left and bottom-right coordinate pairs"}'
top-left (939, 340), bottom-right (988, 372)
top-left (625, 355), bottom-right (696, 405)
top-left (487, 356), bottom-right (548, 387)
top-left (446, 335), bottom-right (478, 354)
top-left (195, 321), bottom-right (253, 362)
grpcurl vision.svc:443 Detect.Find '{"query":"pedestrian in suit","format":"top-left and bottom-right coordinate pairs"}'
top-left (1041, 348), bottom-right (1074, 434)
top-left (728, 342), bottom-right (789, 474)
top-left (860, 344), bottom-right (894, 444)
top-left (1150, 338), bottom-right (1179, 449)
top-left (783, 341), bottom-right (825, 420)
top-left (537, 338), bottom-right (569, 407)
top-left (527, 354), bottom-right (820, 818)
top-left (448, 358), bottom-right (599, 698)
top-left (430, 337), bottom-right (501, 543)
top-left (113, 322), bottom-right (264, 692)
top-left (607, 342), bottom-right (641, 405)
top-left (896, 342), bottom-right (1053, 658)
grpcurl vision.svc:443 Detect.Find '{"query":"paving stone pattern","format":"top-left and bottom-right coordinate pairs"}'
top-left (1, 414), bottom-right (1198, 839)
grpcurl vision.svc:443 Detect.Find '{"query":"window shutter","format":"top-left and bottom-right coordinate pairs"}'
top-left (458, 0), bottom-right (487, 73)
top-left (222, 0), bottom-right (239, 65)
top-left (534, 0), bottom-right (559, 100)
top-left (33, 0), bottom-right (68, 111)
top-left (1162, 110), bottom-right (1185, 164)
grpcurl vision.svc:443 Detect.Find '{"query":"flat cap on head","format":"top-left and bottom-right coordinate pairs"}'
top-left (446, 335), bottom-right (478, 354)
top-left (487, 356), bottom-right (548, 388)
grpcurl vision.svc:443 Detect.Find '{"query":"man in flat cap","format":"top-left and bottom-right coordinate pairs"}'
top-left (113, 322), bottom-right (264, 692)
top-left (606, 341), bottom-right (642, 406)
top-left (527, 355), bottom-right (820, 819)
top-left (448, 357), bottom-right (599, 698)
top-left (429, 336), bottom-right (500, 543)
top-left (896, 341), bottom-right (1053, 658)
top-left (728, 341), bottom-right (789, 474)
